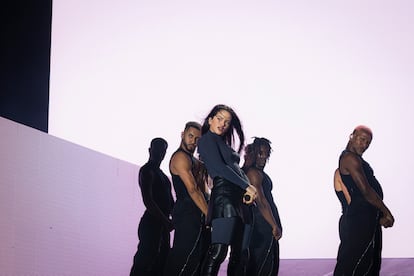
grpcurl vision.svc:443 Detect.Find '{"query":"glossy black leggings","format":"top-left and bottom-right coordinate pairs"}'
top-left (200, 243), bottom-right (228, 276)
top-left (200, 218), bottom-right (248, 276)
top-left (200, 243), bottom-right (248, 276)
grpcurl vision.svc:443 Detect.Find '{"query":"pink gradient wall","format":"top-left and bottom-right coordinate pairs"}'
top-left (48, 0), bottom-right (414, 259)
top-left (0, 117), bottom-right (143, 275)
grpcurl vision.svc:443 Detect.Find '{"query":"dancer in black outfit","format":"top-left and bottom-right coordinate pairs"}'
top-left (164, 121), bottom-right (210, 276)
top-left (197, 104), bottom-right (257, 276)
top-left (243, 138), bottom-right (282, 276)
top-left (130, 138), bottom-right (174, 276)
top-left (333, 167), bottom-right (351, 267)
top-left (334, 125), bottom-right (394, 276)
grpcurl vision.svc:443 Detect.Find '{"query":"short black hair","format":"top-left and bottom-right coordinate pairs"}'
top-left (150, 137), bottom-right (168, 148)
top-left (185, 121), bottom-right (201, 131)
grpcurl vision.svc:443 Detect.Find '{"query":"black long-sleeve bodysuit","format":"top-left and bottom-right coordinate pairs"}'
top-left (197, 130), bottom-right (250, 227)
top-left (197, 130), bottom-right (251, 275)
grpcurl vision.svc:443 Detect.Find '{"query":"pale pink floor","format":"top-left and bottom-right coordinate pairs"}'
top-left (218, 258), bottom-right (414, 276)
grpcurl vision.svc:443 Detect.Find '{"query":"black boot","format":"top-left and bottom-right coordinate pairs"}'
top-left (200, 243), bottom-right (228, 276)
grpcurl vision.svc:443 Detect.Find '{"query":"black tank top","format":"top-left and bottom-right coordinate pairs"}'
top-left (339, 150), bottom-right (383, 213)
top-left (335, 191), bottom-right (348, 214)
top-left (170, 149), bottom-right (196, 201)
top-left (139, 161), bottom-right (173, 216)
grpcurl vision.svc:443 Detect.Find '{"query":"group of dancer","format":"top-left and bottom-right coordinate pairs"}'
top-left (129, 104), bottom-right (282, 276)
top-left (129, 104), bottom-right (394, 276)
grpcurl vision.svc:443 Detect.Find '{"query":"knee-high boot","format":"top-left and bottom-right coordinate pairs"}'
top-left (200, 243), bottom-right (228, 276)
top-left (227, 247), bottom-right (249, 276)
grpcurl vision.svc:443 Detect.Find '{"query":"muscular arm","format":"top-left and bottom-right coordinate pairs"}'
top-left (139, 169), bottom-right (173, 230)
top-left (247, 168), bottom-right (281, 240)
top-left (170, 152), bottom-right (209, 216)
top-left (340, 153), bottom-right (394, 227)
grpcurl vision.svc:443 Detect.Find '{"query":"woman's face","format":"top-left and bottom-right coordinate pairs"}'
top-left (208, 109), bottom-right (232, 136)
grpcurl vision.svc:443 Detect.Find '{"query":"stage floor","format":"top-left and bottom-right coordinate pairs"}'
top-left (219, 258), bottom-right (414, 275)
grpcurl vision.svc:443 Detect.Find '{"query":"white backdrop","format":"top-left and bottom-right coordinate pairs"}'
top-left (49, 0), bottom-right (414, 258)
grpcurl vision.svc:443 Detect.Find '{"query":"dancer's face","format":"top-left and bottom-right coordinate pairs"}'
top-left (208, 109), bottom-right (232, 136)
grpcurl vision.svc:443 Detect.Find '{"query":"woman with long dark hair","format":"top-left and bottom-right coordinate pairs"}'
top-left (197, 104), bottom-right (257, 276)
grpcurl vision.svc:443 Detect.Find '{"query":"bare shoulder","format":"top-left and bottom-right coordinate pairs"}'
top-left (340, 151), bottom-right (362, 174)
top-left (171, 150), bottom-right (189, 162)
top-left (246, 167), bottom-right (263, 184)
top-left (170, 150), bottom-right (192, 173)
top-left (341, 151), bottom-right (360, 164)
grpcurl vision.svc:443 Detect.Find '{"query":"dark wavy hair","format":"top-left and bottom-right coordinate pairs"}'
top-left (201, 104), bottom-right (245, 153)
top-left (251, 137), bottom-right (272, 158)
